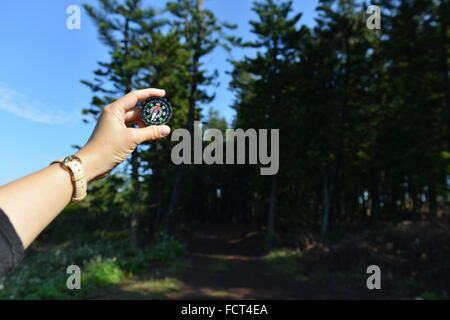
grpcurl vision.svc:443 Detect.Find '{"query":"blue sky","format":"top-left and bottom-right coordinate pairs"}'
top-left (0, 0), bottom-right (318, 185)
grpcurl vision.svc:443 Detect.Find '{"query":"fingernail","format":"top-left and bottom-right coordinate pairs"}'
top-left (159, 125), bottom-right (170, 136)
top-left (158, 89), bottom-right (166, 95)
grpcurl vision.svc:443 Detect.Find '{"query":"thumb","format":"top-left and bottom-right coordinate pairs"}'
top-left (133, 125), bottom-right (171, 144)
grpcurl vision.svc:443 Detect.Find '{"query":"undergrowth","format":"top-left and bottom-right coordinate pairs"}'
top-left (0, 238), bottom-right (186, 300)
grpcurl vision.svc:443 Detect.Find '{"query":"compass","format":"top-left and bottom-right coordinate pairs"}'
top-left (139, 97), bottom-right (173, 126)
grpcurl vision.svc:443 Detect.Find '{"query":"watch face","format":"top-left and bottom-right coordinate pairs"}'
top-left (139, 97), bottom-right (173, 126)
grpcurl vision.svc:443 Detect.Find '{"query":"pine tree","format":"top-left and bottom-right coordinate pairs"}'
top-left (231, 0), bottom-right (303, 238)
top-left (81, 0), bottom-right (163, 248)
top-left (161, 0), bottom-right (236, 235)
top-left (135, 26), bottom-right (191, 238)
top-left (308, 0), bottom-right (373, 234)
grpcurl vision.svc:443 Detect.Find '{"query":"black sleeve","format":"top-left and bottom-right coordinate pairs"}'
top-left (0, 208), bottom-right (25, 277)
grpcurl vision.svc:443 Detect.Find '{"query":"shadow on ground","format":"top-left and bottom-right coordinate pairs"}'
top-left (92, 224), bottom-right (426, 300)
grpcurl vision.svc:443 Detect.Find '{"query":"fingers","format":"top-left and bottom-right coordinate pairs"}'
top-left (113, 88), bottom-right (166, 112)
top-left (125, 107), bottom-right (150, 128)
top-left (132, 125), bottom-right (171, 144)
top-left (124, 107), bottom-right (141, 123)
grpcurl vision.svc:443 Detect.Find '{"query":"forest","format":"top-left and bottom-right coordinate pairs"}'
top-left (1, 0), bottom-right (449, 300)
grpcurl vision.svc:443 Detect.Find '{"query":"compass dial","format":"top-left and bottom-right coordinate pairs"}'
top-left (139, 97), bottom-right (173, 126)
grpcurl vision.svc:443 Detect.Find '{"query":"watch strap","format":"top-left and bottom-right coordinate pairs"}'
top-left (50, 155), bottom-right (87, 202)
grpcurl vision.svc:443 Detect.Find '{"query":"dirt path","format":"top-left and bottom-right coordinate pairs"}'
top-left (165, 226), bottom-right (303, 299)
top-left (94, 225), bottom-right (411, 299)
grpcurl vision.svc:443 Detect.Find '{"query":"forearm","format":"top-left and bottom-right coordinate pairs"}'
top-left (0, 163), bottom-right (73, 248)
top-left (0, 152), bottom-right (97, 248)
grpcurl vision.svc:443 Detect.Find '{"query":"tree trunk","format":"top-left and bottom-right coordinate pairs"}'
top-left (152, 141), bottom-right (164, 236)
top-left (429, 182), bottom-right (437, 219)
top-left (250, 191), bottom-right (258, 229)
top-left (122, 17), bottom-right (140, 250)
top-left (267, 175), bottom-right (278, 238)
top-left (321, 171), bottom-right (332, 236)
top-left (439, 0), bottom-right (450, 149)
top-left (130, 149), bottom-right (140, 249)
top-left (162, 165), bottom-right (186, 235)
top-left (163, 0), bottom-right (204, 236)
top-left (369, 175), bottom-right (380, 224)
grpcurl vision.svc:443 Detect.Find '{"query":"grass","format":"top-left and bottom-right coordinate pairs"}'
top-left (263, 249), bottom-right (307, 282)
top-left (264, 249), bottom-right (303, 260)
top-left (421, 291), bottom-right (449, 300)
top-left (209, 290), bottom-right (228, 298)
top-left (105, 258), bottom-right (192, 299)
top-left (83, 258), bottom-right (126, 287)
top-left (395, 278), bottom-right (449, 300)
top-left (397, 277), bottom-right (427, 290)
top-left (138, 277), bottom-right (182, 294)
top-left (165, 259), bottom-right (192, 277)
top-left (0, 238), bottom-right (187, 300)
top-left (87, 256), bottom-right (192, 299)
top-left (118, 277), bottom-right (183, 299)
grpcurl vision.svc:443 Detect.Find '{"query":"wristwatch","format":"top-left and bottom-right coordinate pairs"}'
top-left (50, 155), bottom-right (87, 202)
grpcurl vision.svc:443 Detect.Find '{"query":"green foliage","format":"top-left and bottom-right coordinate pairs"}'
top-left (121, 238), bottom-right (186, 273)
top-left (264, 249), bottom-right (303, 261)
top-left (421, 291), bottom-right (449, 300)
top-left (145, 238), bottom-right (186, 261)
top-left (264, 249), bottom-right (306, 282)
top-left (83, 258), bottom-right (126, 287)
top-left (0, 239), bottom-right (186, 300)
top-left (398, 278), bottom-right (427, 290)
top-left (265, 232), bottom-right (280, 250)
top-left (133, 277), bottom-right (183, 297)
top-left (228, 0), bottom-right (450, 236)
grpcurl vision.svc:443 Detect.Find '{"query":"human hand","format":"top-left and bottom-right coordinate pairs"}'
top-left (75, 88), bottom-right (171, 182)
